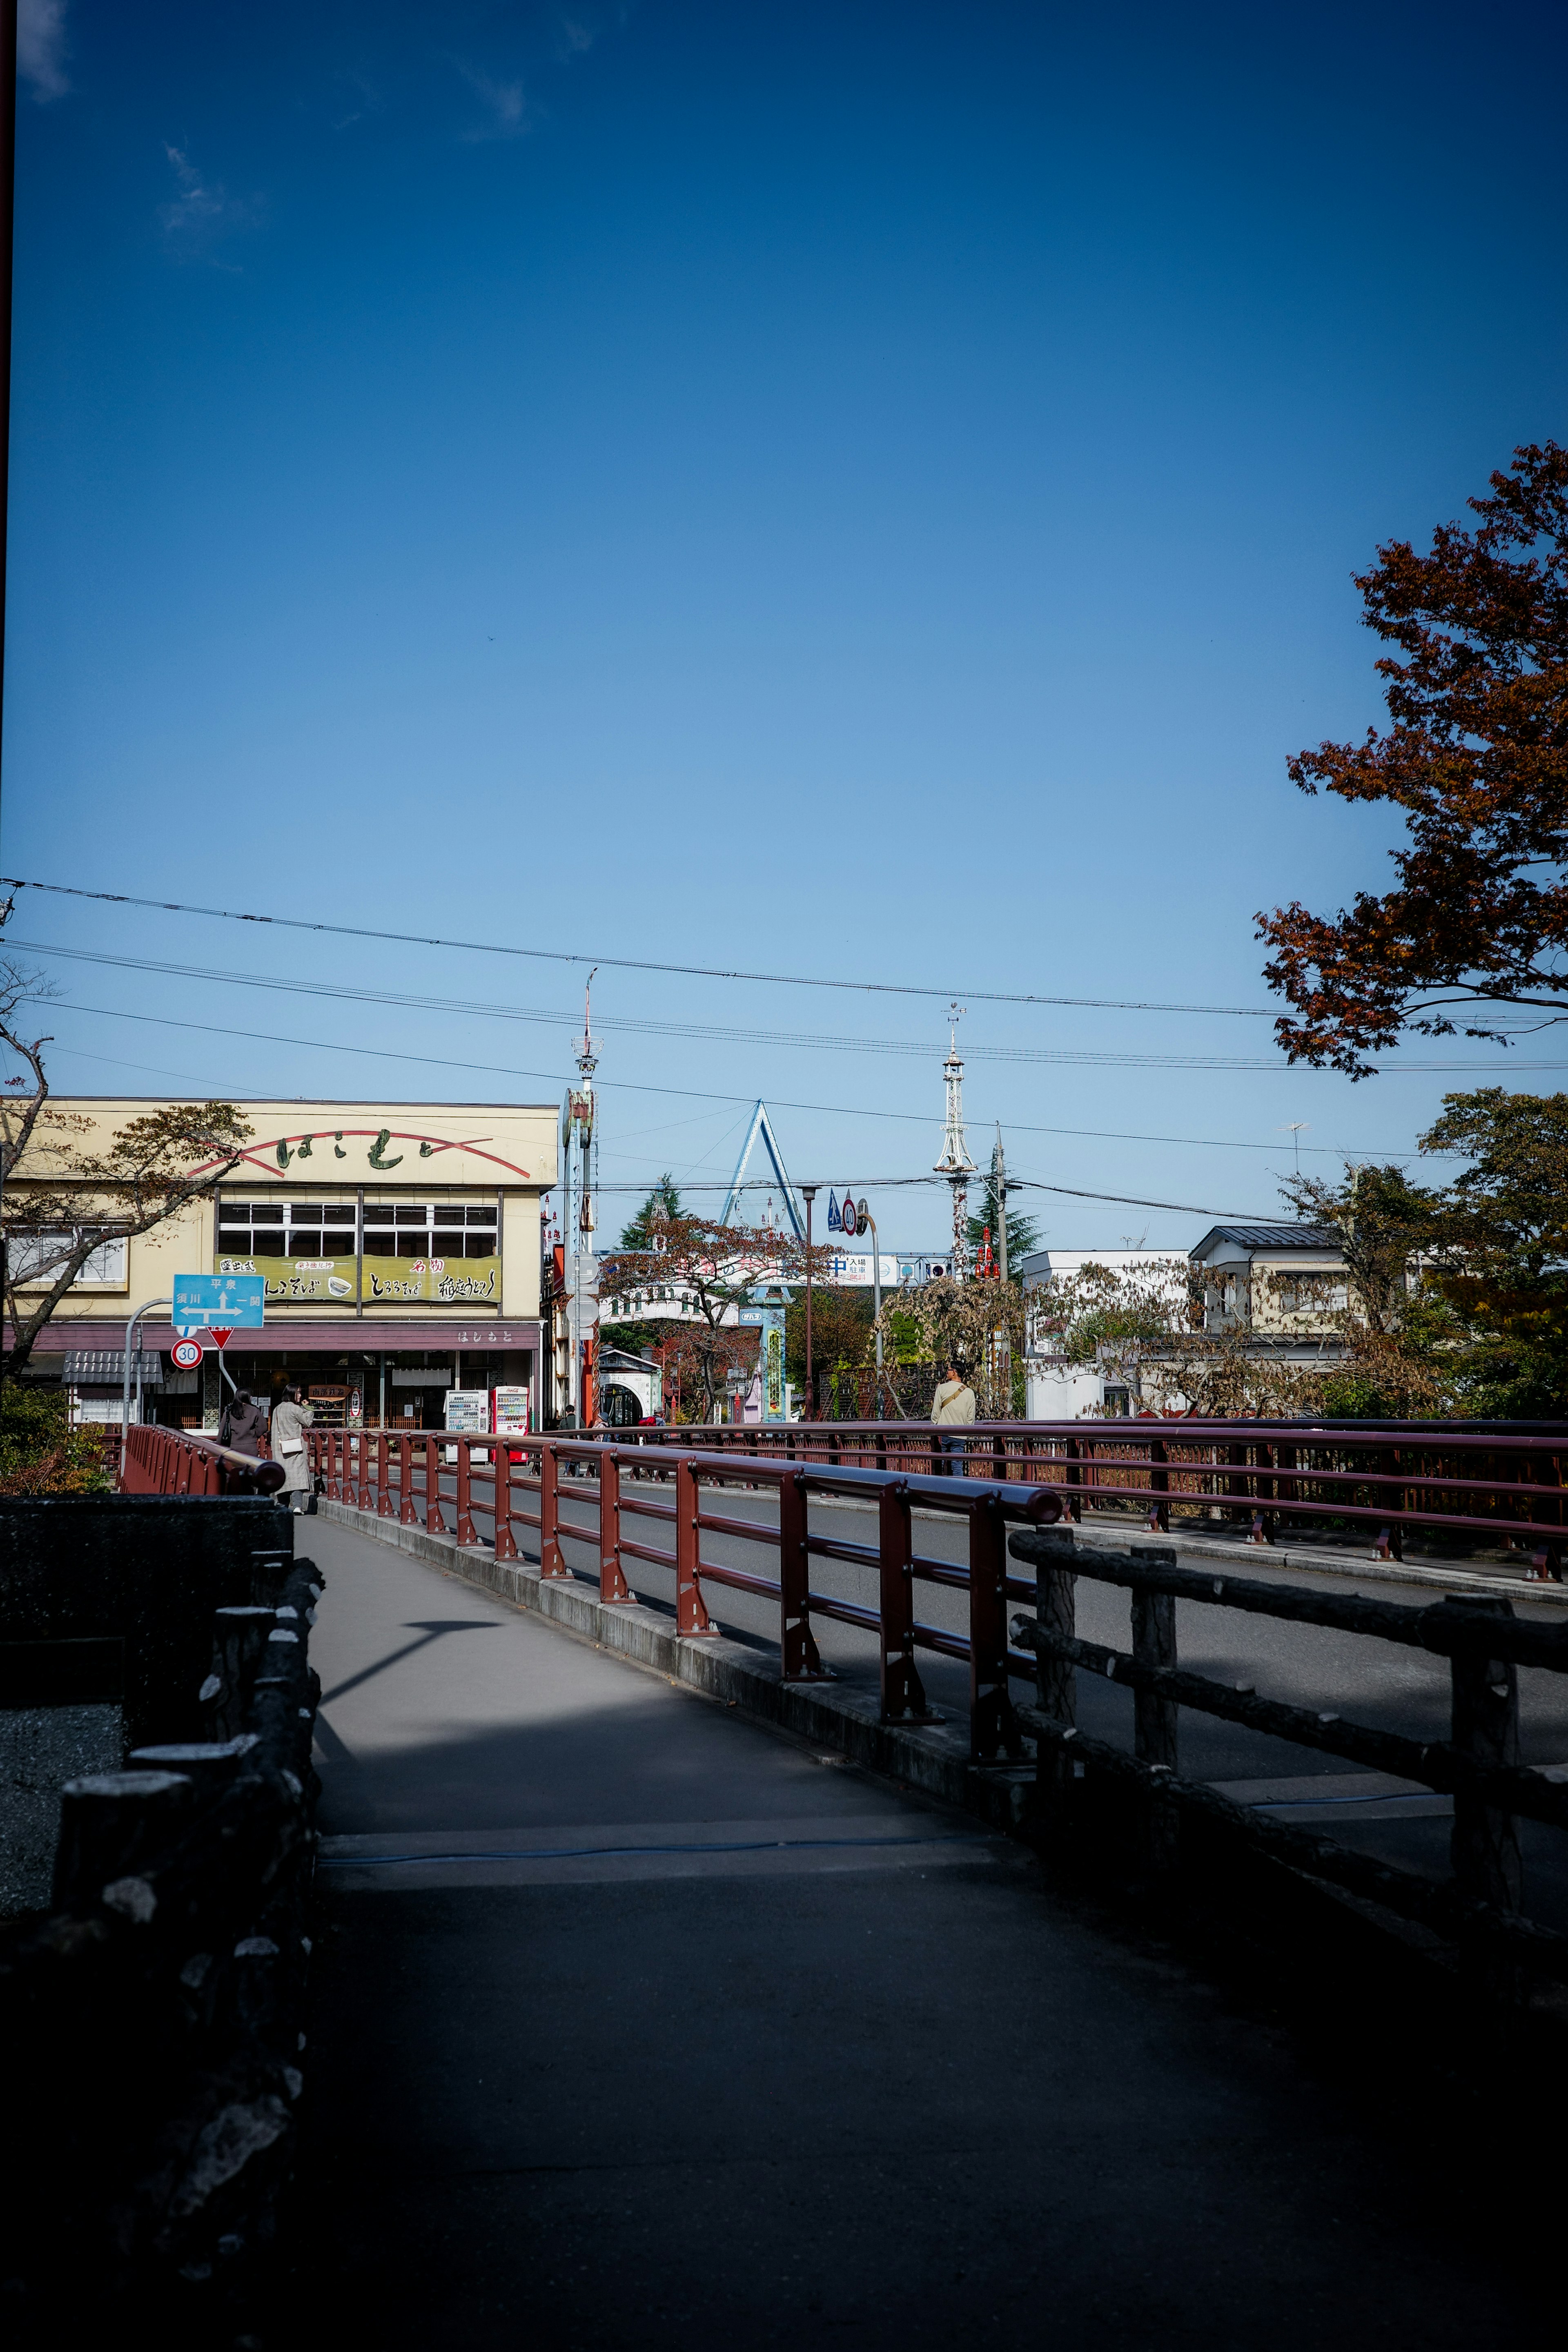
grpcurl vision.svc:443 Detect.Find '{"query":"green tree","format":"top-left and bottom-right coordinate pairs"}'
top-left (1419, 1089), bottom-right (1568, 1417)
top-left (784, 1285), bottom-right (874, 1399)
top-left (1279, 1162), bottom-right (1443, 1335)
top-left (0, 1380), bottom-right (111, 1495)
top-left (600, 1177), bottom-right (688, 1357)
top-left (965, 1177), bottom-right (1041, 1277)
top-left (1270, 1163), bottom-right (1454, 1417)
top-left (618, 1175), bottom-right (683, 1250)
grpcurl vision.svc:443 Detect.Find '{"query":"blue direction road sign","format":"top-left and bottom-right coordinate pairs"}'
top-left (172, 1272), bottom-right (266, 1327)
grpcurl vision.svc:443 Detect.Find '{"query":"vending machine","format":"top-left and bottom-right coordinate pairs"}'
top-left (492, 1385), bottom-right (531, 1438)
top-left (443, 1387), bottom-right (491, 1464)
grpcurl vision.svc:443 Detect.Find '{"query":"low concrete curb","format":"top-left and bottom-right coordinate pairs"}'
top-left (317, 1498), bottom-right (1035, 1831)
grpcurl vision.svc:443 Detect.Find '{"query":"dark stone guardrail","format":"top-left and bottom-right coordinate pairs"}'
top-left (0, 1497), bottom-right (320, 2335)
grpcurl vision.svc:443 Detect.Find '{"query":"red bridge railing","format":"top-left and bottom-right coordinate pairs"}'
top-left (307, 1425), bottom-right (1063, 1749)
top-left (307, 1422), bottom-right (1568, 2001)
top-left (627, 1417), bottom-right (1568, 1572)
top-left (120, 1424), bottom-right (288, 1497)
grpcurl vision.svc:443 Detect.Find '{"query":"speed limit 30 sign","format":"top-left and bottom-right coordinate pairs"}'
top-left (170, 1338), bottom-right (205, 1370)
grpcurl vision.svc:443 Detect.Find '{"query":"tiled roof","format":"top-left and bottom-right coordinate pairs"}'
top-left (58, 1348), bottom-right (160, 1382)
top-left (1192, 1223), bottom-right (1339, 1253)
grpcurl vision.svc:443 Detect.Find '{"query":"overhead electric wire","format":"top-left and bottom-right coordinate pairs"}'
top-left (15, 993), bottom-right (1454, 1162)
top-left (11, 993), bottom-right (1464, 1163)
top-left (0, 873), bottom-right (1276, 1018)
top-left (11, 937), bottom-right (1561, 1076)
top-left (7, 937), bottom-right (1278, 1067)
top-left (4, 1011), bottom-right (1274, 1218)
top-left (594, 1175), bottom-right (1276, 1215)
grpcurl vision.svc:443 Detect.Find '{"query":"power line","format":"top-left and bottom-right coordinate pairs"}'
top-left (599, 1174), bottom-right (1275, 1215)
top-left (8, 936), bottom-right (1278, 1068)
top-left (13, 936), bottom-right (1560, 1077)
top-left (11, 993), bottom-right (1463, 1160)
top-left (0, 873), bottom-right (1277, 1019)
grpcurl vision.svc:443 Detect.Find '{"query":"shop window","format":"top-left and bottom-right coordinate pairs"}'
top-left (7, 1229), bottom-right (127, 1287)
top-left (219, 1199), bottom-right (356, 1261)
top-left (218, 1196), bottom-right (500, 1265)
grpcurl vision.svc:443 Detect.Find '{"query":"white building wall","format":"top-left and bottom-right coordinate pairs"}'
top-left (1020, 1248), bottom-right (1189, 1422)
top-left (1024, 1356), bottom-right (1108, 1421)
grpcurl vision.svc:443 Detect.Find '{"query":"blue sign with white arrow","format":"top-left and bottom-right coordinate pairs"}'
top-left (172, 1272), bottom-right (267, 1327)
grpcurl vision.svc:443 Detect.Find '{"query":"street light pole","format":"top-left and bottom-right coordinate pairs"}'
top-left (800, 1186), bottom-right (817, 1420)
top-left (122, 1297), bottom-right (172, 1434)
top-left (863, 1209), bottom-right (884, 1418)
top-left (0, 0), bottom-right (15, 760)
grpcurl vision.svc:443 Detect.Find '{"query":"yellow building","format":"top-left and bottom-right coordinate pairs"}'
top-left (7, 1098), bottom-right (558, 1430)
top-left (1189, 1222), bottom-right (1349, 1332)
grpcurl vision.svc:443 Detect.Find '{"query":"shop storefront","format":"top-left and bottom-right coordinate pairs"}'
top-left (8, 1098), bottom-right (558, 1432)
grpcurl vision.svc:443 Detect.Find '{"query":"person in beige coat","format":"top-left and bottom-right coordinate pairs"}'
top-left (270, 1386), bottom-right (316, 1513)
top-left (930, 1361), bottom-right (976, 1474)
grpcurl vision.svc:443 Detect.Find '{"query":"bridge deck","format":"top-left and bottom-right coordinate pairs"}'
top-left (297, 1514), bottom-right (1535, 2349)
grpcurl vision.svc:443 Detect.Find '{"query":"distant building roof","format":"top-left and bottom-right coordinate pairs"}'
top-left (1191, 1223), bottom-right (1339, 1257)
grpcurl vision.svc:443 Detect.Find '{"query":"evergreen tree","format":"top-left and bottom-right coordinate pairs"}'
top-left (618, 1174), bottom-right (683, 1251)
top-left (965, 1166), bottom-right (1040, 1277)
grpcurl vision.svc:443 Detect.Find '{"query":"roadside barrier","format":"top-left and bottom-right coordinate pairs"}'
top-left (308, 1426), bottom-right (1062, 1748)
top-left (120, 1423), bottom-right (287, 1497)
top-left (310, 1423), bottom-right (1568, 2000)
top-left (1, 1539), bottom-right (321, 2315)
top-left (630, 1417), bottom-right (1568, 1573)
top-left (1012, 1521), bottom-right (1568, 1998)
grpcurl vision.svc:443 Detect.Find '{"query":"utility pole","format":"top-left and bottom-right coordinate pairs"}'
top-left (800, 1185), bottom-right (817, 1419)
top-left (993, 1125), bottom-right (1009, 1286)
top-left (934, 1006), bottom-right (976, 1277)
top-left (861, 1205), bottom-right (885, 1418)
top-left (565, 971), bottom-right (598, 1427)
top-left (1, 0), bottom-right (16, 777)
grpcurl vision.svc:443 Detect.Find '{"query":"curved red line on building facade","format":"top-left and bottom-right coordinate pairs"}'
top-left (186, 1129), bottom-right (536, 1181)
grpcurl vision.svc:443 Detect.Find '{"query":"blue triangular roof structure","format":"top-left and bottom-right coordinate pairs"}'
top-left (720, 1101), bottom-right (806, 1242)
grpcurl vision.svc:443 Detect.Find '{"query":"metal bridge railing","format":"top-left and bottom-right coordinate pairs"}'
top-left (307, 1423), bottom-right (1568, 2000)
top-left (625, 1416), bottom-right (1568, 1574)
top-left (308, 1425), bottom-right (1062, 1747)
top-left (1013, 1523), bottom-right (1568, 1998)
top-left (120, 1423), bottom-right (287, 1497)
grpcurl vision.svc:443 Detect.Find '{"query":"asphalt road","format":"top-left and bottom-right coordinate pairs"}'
top-left (295, 1515), bottom-right (1548, 2351)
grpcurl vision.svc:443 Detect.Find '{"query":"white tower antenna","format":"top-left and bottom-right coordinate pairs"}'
top-left (561, 969), bottom-right (599, 1425)
top-left (567, 969), bottom-right (599, 1248)
top-left (933, 1006), bottom-right (976, 1277)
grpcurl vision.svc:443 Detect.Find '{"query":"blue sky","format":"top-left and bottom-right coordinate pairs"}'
top-left (2, 0), bottom-right (1565, 1250)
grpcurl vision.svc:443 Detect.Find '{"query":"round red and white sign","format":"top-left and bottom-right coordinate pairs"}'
top-left (170, 1338), bottom-right (204, 1370)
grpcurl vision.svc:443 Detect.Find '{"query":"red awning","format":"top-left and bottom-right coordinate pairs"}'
top-left (19, 1319), bottom-right (542, 1356)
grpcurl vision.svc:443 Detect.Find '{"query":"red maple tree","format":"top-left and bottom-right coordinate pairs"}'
top-left (1258, 441), bottom-right (1568, 1076)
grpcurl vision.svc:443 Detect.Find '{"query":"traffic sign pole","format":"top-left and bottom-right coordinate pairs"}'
top-left (122, 1297), bottom-right (172, 1434)
top-left (172, 1277), bottom-right (264, 1425)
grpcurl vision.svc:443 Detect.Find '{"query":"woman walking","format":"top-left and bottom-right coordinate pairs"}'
top-left (219, 1390), bottom-right (268, 1459)
top-left (270, 1384), bottom-right (316, 1514)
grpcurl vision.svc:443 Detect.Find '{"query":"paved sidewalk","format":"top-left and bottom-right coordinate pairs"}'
top-left (295, 1515), bottom-right (1538, 2350)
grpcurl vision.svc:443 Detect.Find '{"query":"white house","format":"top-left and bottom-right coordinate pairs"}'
top-left (1019, 1248), bottom-right (1188, 1420)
